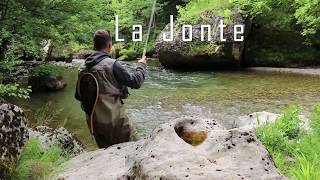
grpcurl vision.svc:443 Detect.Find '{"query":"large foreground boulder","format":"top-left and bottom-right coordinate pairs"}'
top-left (0, 104), bottom-right (29, 179)
top-left (155, 11), bottom-right (246, 69)
top-left (57, 117), bottom-right (285, 180)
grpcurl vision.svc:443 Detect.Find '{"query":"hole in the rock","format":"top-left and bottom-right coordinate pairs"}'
top-left (174, 122), bottom-right (208, 146)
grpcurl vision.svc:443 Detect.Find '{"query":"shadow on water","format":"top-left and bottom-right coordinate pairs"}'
top-left (13, 60), bottom-right (320, 149)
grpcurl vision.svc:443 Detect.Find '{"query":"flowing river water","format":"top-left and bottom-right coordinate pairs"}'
top-left (15, 60), bottom-right (320, 150)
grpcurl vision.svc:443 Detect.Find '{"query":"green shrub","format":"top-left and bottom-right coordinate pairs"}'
top-left (31, 64), bottom-right (64, 78)
top-left (119, 47), bottom-right (140, 61)
top-left (11, 139), bottom-right (69, 180)
top-left (276, 105), bottom-right (302, 139)
top-left (177, 0), bottom-right (234, 24)
top-left (0, 84), bottom-right (31, 99)
top-left (256, 105), bottom-right (301, 152)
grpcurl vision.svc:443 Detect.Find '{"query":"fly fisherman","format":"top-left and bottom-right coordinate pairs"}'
top-left (75, 30), bottom-right (147, 148)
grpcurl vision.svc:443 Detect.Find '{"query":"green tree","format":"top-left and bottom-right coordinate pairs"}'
top-left (294, 0), bottom-right (320, 40)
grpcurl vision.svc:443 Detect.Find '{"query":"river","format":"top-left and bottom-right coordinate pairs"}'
top-left (15, 60), bottom-right (320, 150)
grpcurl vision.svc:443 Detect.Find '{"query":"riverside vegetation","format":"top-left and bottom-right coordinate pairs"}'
top-left (10, 139), bottom-right (70, 180)
top-left (257, 104), bottom-right (320, 179)
top-left (0, 0), bottom-right (320, 179)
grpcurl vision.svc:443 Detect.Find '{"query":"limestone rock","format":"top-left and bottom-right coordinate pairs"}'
top-left (57, 117), bottom-right (286, 180)
top-left (0, 104), bottom-right (29, 159)
top-left (29, 126), bottom-right (84, 156)
top-left (0, 104), bottom-right (29, 179)
top-left (155, 11), bottom-right (246, 69)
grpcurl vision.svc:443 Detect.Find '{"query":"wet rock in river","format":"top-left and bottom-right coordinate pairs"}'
top-left (43, 76), bottom-right (67, 91)
top-left (29, 75), bottom-right (67, 92)
top-left (57, 117), bottom-right (286, 180)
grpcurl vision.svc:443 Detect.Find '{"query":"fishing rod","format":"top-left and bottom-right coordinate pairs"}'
top-left (142, 0), bottom-right (157, 58)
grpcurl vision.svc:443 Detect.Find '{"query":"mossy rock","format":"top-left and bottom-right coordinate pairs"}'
top-left (155, 10), bottom-right (246, 69)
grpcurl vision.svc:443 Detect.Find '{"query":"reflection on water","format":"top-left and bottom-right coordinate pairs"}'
top-left (14, 60), bottom-right (320, 149)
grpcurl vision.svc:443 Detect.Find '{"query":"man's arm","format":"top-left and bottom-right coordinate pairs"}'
top-left (113, 61), bottom-right (147, 89)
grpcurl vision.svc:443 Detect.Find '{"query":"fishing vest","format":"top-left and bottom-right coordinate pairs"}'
top-left (78, 58), bottom-right (128, 99)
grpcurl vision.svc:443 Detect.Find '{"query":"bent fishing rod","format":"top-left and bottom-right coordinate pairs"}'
top-left (143, 0), bottom-right (157, 58)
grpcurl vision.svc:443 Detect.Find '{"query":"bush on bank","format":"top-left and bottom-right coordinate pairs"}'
top-left (256, 104), bottom-right (320, 179)
top-left (31, 64), bottom-right (64, 78)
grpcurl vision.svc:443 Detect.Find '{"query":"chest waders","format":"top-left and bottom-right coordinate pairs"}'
top-left (77, 73), bottom-right (99, 135)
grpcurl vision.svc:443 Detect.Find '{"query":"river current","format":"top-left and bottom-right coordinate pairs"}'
top-left (15, 60), bottom-right (320, 149)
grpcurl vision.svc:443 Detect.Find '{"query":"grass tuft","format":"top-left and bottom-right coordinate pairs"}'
top-left (10, 138), bottom-right (70, 180)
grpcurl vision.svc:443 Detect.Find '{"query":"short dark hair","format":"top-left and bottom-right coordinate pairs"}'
top-left (93, 30), bottom-right (112, 50)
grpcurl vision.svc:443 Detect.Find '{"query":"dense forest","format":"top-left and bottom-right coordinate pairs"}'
top-left (1, 0), bottom-right (320, 179)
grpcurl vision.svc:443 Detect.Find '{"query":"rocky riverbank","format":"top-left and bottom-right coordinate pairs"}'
top-left (0, 104), bottom-right (83, 179)
top-left (247, 67), bottom-right (320, 76)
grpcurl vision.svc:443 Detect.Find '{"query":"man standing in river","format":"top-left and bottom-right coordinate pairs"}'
top-left (75, 30), bottom-right (147, 148)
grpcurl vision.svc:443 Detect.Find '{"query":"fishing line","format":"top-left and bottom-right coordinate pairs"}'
top-left (143, 0), bottom-right (157, 57)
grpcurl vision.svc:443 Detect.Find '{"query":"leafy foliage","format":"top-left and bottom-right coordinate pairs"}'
top-left (177, 0), bottom-right (234, 24)
top-left (234, 0), bottom-right (320, 40)
top-left (119, 48), bottom-right (139, 61)
top-left (295, 0), bottom-right (320, 38)
top-left (31, 64), bottom-right (64, 78)
top-left (256, 105), bottom-right (301, 156)
top-left (0, 36), bottom-right (31, 100)
top-left (0, 84), bottom-right (31, 99)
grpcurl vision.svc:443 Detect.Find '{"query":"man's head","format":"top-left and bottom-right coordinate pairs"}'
top-left (94, 30), bottom-right (112, 52)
